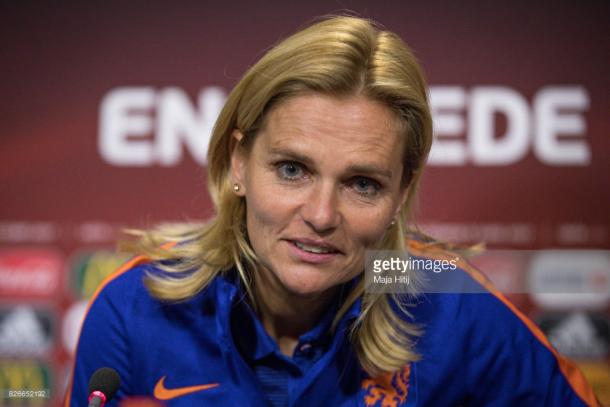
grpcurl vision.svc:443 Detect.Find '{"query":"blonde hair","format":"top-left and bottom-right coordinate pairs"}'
top-left (128, 15), bottom-right (433, 377)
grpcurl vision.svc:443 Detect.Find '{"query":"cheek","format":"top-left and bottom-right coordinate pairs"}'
top-left (345, 205), bottom-right (394, 248)
top-left (244, 179), bottom-right (297, 243)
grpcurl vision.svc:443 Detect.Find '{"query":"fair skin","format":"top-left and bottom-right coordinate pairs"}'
top-left (231, 93), bottom-right (409, 356)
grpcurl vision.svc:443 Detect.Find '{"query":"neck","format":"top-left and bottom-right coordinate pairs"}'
top-left (251, 268), bottom-right (338, 357)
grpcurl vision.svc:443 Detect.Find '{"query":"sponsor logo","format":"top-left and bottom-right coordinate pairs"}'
top-left (420, 222), bottom-right (535, 246)
top-left (469, 251), bottom-right (526, 294)
top-left (74, 222), bottom-right (121, 244)
top-left (361, 364), bottom-right (410, 407)
top-left (0, 306), bottom-right (53, 358)
top-left (0, 248), bottom-right (63, 299)
top-left (529, 250), bottom-right (610, 310)
top-left (153, 376), bottom-right (219, 400)
top-left (537, 312), bottom-right (609, 360)
top-left (70, 251), bottom-right (129, 299)
top-left (0, 360), bottom-right (51, 405)
top-left (0, 222), bottom-right (59, 244)
top-left (61, 300), bottom-right (88, 355)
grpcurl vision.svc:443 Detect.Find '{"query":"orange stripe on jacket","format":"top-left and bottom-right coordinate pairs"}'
top-left (406, 239), bottom-right (600, 407)
top-left (62, 247), bottom-right (170, 407)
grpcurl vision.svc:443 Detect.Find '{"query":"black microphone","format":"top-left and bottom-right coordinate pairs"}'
top-left (87, 367), bottom-right (120, 407)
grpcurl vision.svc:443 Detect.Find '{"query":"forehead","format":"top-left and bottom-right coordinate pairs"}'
top-left (257, 94), bottom-right (405, 162)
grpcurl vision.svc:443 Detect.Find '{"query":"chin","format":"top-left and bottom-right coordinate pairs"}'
top-left (278, 269), bottom-right (336, 298)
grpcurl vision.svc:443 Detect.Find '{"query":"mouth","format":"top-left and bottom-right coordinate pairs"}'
top-left (287, 239), bottom-right (343, 264)
top-left (291, 240), bottom-right (339, 254)
top-left (289, 239), bottom-right (341, 254)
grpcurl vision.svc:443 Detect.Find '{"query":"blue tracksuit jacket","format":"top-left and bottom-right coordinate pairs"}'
top-left (65, 243), bottom-right (599, 406)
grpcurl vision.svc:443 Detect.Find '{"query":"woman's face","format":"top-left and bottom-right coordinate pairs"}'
top-left (231, 93), bottom-right (409, 297)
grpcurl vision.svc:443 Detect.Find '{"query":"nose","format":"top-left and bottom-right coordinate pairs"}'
top-left (300, 181), bottom-right (341, 233)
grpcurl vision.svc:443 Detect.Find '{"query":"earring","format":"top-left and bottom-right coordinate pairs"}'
top-left (233, 183), bottom-right (240, 192)
top-left (390, 219), bottom-right (396, 226)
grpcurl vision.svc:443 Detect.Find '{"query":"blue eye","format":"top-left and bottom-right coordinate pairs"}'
top-left (277, 162), bottom-right (304, 181)
top-left (352, 177), bottom-right (380, 197)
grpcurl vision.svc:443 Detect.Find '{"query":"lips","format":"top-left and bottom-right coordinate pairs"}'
top-left (284, 238), bottom-right (343, 264)
top-left (288, 238), bottom-right (341, 254)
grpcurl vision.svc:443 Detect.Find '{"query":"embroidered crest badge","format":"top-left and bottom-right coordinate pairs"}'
top-left (361, 364), bottom-right (410, 407)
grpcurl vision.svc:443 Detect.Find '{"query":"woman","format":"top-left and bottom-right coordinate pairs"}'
top-left (66, 16), bottom-right (599, 406)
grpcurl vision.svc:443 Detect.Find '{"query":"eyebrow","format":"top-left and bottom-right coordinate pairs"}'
top-left (268, 147), bottom-right (394, 180)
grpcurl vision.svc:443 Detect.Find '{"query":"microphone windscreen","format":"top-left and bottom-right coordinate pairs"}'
top-left (88, 367), bottom-right (120, 400)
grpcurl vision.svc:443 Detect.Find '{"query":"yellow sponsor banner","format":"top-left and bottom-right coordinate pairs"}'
top-left (578, 361), bottom-right (610, 406)
top-left (71, 251), bottom-right (129, 299)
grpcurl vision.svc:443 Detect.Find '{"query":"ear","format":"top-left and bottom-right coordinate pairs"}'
top-left (230, 129), bottom-right (247, 196)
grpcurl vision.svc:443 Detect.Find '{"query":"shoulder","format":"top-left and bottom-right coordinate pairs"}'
top-left (67, 256), bottom-right (223, 405)
top-left (404, 239), bottom-right (523, 321)
top-left (402, 239), bottom-right (599, 406)
top-left (403, 240), bottom-right (547, 349)
top-left (87, 255), bottom-right (218, 324)
top-left (89, 255), bottom-right (158, 308)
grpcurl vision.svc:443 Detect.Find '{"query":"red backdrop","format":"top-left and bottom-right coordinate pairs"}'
top-left (0, 1), bottom-right (608, 405)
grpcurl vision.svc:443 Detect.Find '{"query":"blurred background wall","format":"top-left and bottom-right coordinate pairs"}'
top-left (0, 1), bottom-right (608, 405)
